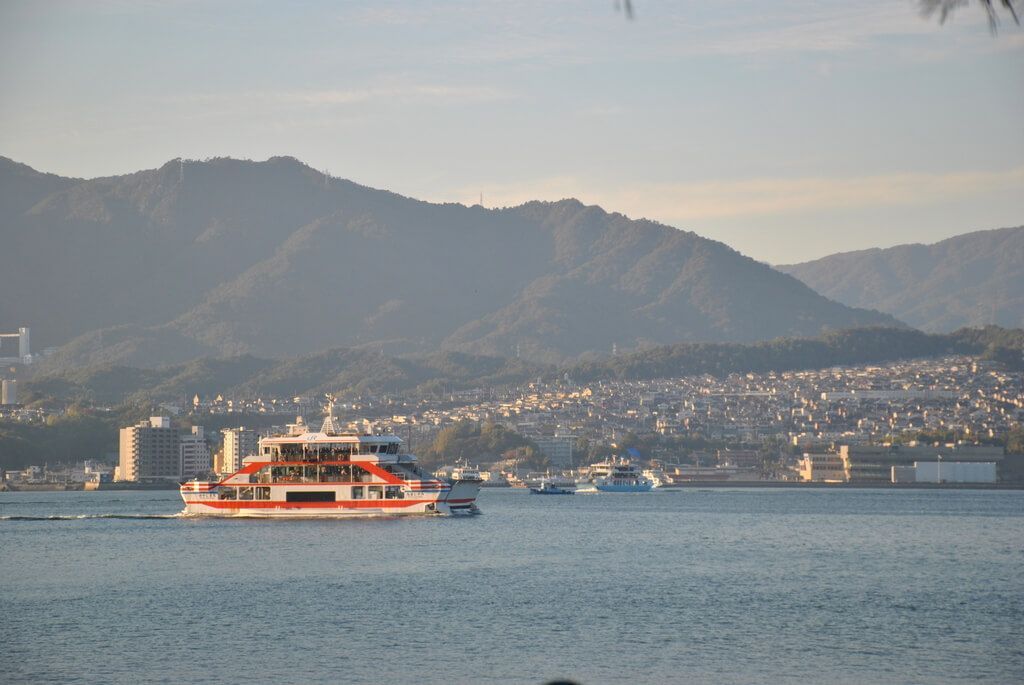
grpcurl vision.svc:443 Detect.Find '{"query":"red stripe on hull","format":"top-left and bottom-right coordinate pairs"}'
top-left (182, 497), bottom-right (476, 508)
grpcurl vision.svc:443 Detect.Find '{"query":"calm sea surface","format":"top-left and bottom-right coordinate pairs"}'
top-left (1, 488), bottom-right (1022, 685)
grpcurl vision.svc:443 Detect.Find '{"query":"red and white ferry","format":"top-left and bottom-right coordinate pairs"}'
top-left (180, 410), bottom-right (481, 517)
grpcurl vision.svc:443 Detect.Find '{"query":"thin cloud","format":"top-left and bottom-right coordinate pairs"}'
top-left (453, 167), bottom-right (1024, 223)
top-left (171, 85), bottom-right (513, 109)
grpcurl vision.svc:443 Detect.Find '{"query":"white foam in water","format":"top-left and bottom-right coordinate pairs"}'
top-left (0, 513), bottom-right (183, 521)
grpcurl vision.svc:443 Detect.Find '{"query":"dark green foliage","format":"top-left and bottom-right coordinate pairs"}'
top-left (0, 409), bottom-right (139, 471)
top-left (567, 326), bottom-right (1024, 383)
top-left (20, 326), bottom-right (1024, 407)
top-left (419, 420), bottom-right (537, 468)
top-left (1006, 427), bottom-right (1024, 455)
top-left (22, 348), bottom-right (548, 406)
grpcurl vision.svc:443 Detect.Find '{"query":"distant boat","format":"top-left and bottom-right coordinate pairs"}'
top-left (586, 457), bottom-right (654, 492)
top-left (450, 465), bottom-right (484, 483)
top-left (643, 468), bottom-right (683, 490)
top-left (525, 471), bottom-right (575, 489)
top-left (480, 471), bottom-right (510, 487)
top-left (530, 479), bottom-right (575, 495)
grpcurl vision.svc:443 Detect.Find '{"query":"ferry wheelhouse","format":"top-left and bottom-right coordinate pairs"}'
top-left (180, 412), bottom-right (481, 517)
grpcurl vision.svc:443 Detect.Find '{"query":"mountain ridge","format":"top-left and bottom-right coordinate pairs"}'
top-left (1, 155), bottom-right (901, 367)
top-left (779, 226), bottom-right (1024, 332)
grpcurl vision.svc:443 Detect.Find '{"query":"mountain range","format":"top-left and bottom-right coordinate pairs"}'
top-left (1, 155), bottom-right (900, 367)
top-left (779, 226), bottom-right (1024, 332)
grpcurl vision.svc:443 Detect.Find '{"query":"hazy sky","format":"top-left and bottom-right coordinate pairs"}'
top-left (1, 0), bottom-right (1021, 263)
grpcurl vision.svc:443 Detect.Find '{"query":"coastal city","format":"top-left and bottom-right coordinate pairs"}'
top-left (4, 352), bottom-right (1022, 490)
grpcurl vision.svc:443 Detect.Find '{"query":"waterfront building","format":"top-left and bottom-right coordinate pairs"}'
top-left (180, 426), bottom-right (210, 480)
top-left (796, 453), bottom-right (848, 483)
top-left (840, 444), bottom-right (1006, 483)
top-left (222, 426), bottom-right (259, 475)
top-left (118, 417), bottom-right (180, 481)
top-left (891, 461), bottom-right (997, 484)
top-left (716, 448), bottom-right (761, 468)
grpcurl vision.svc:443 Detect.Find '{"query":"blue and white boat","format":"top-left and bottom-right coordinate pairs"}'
top-left (587, 457), bottom-right (654, 492)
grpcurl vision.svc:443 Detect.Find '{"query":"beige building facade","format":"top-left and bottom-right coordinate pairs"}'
top-left (118, 417), bottom-right (180, 481)
top-left (797, 453), bottom-right (848, 483)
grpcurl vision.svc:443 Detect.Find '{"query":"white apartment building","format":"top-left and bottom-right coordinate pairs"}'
top-left (180, 426), bottom-right (211, 480)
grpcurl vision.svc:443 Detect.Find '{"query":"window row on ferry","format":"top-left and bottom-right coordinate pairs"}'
top-left (218, 485), bottom-right (404, 501)
top-left (262, 443), bottom-right (399, 459)
top-left (252, 463), bottom-right (409, 484)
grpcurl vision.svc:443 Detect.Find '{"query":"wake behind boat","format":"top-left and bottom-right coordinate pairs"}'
top-left (180, 405), bottom-right (481, 517)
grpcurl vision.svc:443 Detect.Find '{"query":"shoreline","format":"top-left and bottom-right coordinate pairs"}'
top-left (653, 481), bottom-right (1023, 490)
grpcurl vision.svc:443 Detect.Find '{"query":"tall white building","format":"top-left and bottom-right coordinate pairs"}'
top-left (180, 426), bottom-right (211, 480)
top-left (221, 427), bottom-right (259, 474)
top-left (18, 327), bottom-right (30, 360)
top-left (1, 379), bottom-right (17, 405)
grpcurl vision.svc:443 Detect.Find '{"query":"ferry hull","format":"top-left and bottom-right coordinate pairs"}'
top-left (180, 481), bottom-right (481, 518)
top-left (180, 499), bottom-right (473, 517)
top-left (594, 483), bottom-right (654, 493)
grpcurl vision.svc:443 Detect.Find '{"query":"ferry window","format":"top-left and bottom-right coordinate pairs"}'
top-left (285, 491), bottom-right (335, 503)
top-left (239, 486), bottom-right (254, 500)
top-left (219, 487), bottom-right (238, 500)
top-left (255, 487), bottom-right (271, 500)
top-left (388, 444), bottom-right (398, 454)
top-left (351, 465), bottom-right (372, 482)
top-left (368, 485), bottom-right (383, 500)
top-left (351, 486), bottom-right (364, 500)
top-left (320, 465), bottom-right (342, 482)
top-left (385, 486), bottom-right (403, 500)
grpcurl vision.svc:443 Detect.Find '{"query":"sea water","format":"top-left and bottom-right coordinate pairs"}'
top-left (1, 488), bottom-right (1021, 684)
